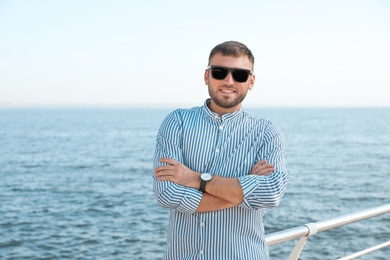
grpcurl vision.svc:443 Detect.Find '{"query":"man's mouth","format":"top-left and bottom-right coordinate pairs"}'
top-left (220, 89), bottom-right (235, 93)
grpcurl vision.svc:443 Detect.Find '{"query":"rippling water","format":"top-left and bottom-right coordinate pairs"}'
top-left (0, 107), bottom-right (389, 259)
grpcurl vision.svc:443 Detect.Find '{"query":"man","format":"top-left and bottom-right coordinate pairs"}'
top-left (153, 41), bottom-right (289, 259)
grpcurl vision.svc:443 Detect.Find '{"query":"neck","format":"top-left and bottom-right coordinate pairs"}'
top-left (208, 100), bottom-right (242, 117)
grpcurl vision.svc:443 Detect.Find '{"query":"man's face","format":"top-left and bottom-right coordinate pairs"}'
top-left (204, 53), bottom-right (255, 115)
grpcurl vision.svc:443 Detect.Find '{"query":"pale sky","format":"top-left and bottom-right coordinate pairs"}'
top-left (1, 0), bottom-right (389, 107)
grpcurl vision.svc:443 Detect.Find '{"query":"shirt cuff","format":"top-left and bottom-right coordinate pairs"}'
top-left (237, 175), bottom-right (264, 210)
top-left (176, 188), bottom-right (203, 214)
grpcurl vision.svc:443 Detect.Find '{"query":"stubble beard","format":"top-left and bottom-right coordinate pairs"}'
top-left (208, 85), bottom-right (247, 109)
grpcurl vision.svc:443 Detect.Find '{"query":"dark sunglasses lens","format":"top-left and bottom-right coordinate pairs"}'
top-left (232, 70), bottom-right (250, 83)
top-left (211, 67), bottom-right (228, 80)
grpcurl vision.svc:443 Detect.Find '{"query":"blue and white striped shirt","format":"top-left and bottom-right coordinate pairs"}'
top-left (153, 99), bottom-right (289, 259)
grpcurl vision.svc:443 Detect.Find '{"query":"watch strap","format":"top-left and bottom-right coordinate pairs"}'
top-left (199, 179), bottom-right (207, 192)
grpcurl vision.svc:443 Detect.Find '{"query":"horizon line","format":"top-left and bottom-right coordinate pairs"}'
top-left (1, 102), bottom-right (389, 109)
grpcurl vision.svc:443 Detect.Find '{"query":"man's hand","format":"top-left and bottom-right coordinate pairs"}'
top-left (154, 158), bottom-right (200, 189)
top-left (251, 160), bottom-right (274, 176)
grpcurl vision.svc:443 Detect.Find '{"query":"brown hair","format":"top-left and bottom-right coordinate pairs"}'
top-left (208, 41), bottom-right (255, 65)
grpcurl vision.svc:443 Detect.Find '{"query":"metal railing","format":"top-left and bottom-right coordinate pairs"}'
top-left (265, 204), bottom-right (390, 259)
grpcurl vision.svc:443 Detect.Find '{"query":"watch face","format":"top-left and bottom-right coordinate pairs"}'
top-left (201, 173), bottom-right (212, 181)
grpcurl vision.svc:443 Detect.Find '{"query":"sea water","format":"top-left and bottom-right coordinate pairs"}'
top-left (0, 107), bottom-right (389, 259)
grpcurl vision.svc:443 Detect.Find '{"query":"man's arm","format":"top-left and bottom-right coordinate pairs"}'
top-left (154, 158), bottom-right (243, 205)
top-left (196, 193), bottom-right (236, 212)
top-left (154, 159), bottom-right (275, 211)
top-left (155, 122), bottom-right (288, 212)
top-left (152, 111), bottom-right (203, 214)
top-left (202, 160), bottom-right (276, 206)
top-left (237, 122), bottom-right (289, 210)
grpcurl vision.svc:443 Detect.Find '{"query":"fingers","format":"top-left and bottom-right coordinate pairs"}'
top-left (154, 164), bottom-right (174, 175)
top-left (159, 158), bottom-right (177, 165)
top-left (257, 159), bottom-right (266, 164)
top-left (154, 158), bottom-right (176, 179)
top-left (154, 172), bottom-right (172, 180)
top-left (155, 165), bottom-right (172, 173)
top-left (251, 160), bottom-right (275, 176)
top-left (154, 168), bottom-right (173, 181)
top-left (154, 158), bottom-right (181, 180)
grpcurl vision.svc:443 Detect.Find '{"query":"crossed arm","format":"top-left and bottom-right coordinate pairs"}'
top-left (154, 158), bottom-right (274, 212)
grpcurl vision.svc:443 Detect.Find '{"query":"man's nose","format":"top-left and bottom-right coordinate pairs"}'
top-left (224, 71), bottom-right (235, 84)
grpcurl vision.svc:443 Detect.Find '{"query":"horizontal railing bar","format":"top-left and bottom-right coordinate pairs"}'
top-left (266, 204), bottom-right (390, 245)
top-left (315, 204), bottom-right (390, 232)
top-left (337, 240), bottom-right (390, 260)
top-left (266, 226), bottom-right (309, 245)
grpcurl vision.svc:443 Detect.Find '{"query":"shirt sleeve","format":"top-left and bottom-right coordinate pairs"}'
top-left (152, 110), bottom-right (203, 214)
top-left (237, 122), bottom-right (289, 210)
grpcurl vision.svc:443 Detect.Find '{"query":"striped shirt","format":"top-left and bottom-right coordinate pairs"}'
top-left (153, 99), bottom-right (289, 260)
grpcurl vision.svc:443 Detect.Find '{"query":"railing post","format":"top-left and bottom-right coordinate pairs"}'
top-left (288, 223), bottom-right (318, 260)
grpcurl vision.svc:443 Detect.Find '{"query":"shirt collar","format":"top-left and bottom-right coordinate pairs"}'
top-left (202, 98), bottom-right (243, 122)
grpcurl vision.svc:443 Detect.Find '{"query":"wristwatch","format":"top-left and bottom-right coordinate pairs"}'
top-left (199, 173), bottom-right (213, 192)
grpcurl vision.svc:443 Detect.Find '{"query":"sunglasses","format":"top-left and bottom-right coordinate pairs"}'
top-left (207, 65), bottom-right (252, 83)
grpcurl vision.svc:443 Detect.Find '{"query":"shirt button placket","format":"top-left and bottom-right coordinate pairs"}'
top-left (199, 217), bottom-right (205, 259)
top-left (215, 122), bottom-right (224, 155)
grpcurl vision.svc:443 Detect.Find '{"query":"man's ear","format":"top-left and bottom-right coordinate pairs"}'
top-left (248, 74), bottom-right (255, 90)
top-left (204, 69), bottom-right (209, 85)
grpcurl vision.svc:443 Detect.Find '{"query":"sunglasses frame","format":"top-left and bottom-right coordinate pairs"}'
top-left (207, 65), bottom-right (253, 83)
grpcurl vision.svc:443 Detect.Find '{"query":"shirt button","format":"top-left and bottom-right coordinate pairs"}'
top-left (200, 250), bottom-right (204, 255)
top-left (219, 126), bottom-right (223, 130)
top-left (215, 148), bottom-right (219, 153)
top-left (201, 222), bottom-right (205, 227)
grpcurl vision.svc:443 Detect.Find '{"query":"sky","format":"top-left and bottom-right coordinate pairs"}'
top-left (0, 0), bottom-right (389, 107)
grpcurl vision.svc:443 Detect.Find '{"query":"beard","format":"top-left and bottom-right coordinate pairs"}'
top-left (208, 85), bottom-right (248, 109)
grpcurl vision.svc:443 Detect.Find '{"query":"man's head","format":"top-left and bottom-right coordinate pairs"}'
top-left (208, 41), bottom-right (254, 69)
top-left (204, 41), bottom-right (255, 116)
